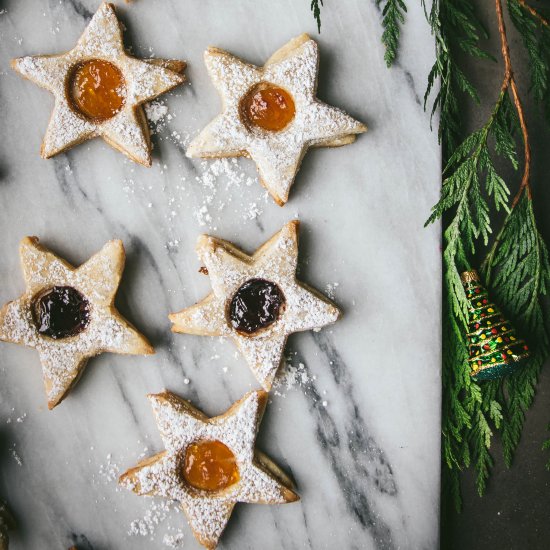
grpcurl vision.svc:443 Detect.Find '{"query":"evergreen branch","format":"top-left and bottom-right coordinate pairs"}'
top-left (441, 303), bottom-right (471, 509)
top-left (377, 0), bottom-right (407, 67)
top-left (310, 0), bottom-right (323, 33)
top-left (426, 88), bottom-right (515, 305)
top-left (427, 88), bottom-right (517, 502)
top-left (425, 0), bottom-right (550, 508)
top-left (424, 0), bottom-right (490, 156)
top-left (508, 0), bottom-right (550, 122)
top-left (482, 6), bottom-right (550, 468)
top-left (517, 0), bottom-right (550, 27)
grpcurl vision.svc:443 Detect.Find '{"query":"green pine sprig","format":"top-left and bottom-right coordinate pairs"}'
top-left (307, 0), bottom-right (407, 66)
top-left (426, 90), bottom-right (517, 322)
top-left (508, 0), bottom-right (550, 120)
top-left (377, 0), bottom-right (408, 67)
top-left (310, 0), bottom-right (323, 33)
top-left (424, 0), bottom-right (493, 156)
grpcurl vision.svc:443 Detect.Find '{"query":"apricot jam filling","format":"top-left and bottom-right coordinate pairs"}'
top-left (183, 440), bottom-right (240, 492)
top-left (240, 82), bottom-right (296, 132)
top-left (68, 59), bottom-right (126, 121)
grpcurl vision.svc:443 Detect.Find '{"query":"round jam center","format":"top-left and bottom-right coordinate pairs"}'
top-left (240, 83), bottom-right (296, 132)
top-left (69, 59), bottom-right (126, 121)
top-left (32, 286), bottom-right (91, 339)
top-left (183, 440), bottom-right (239, 492)
top-left (229, 278), bottom-right (285, 335)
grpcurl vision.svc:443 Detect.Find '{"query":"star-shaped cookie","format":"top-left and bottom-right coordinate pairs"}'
top-left (187, 33), bottom-right (367, 205)
top-left (12, 2), bottom-right (185, 166)
top-left (120, 390), bottom-right (298, 549)
top-left (169, 221), bottom-right (341, 389)
top-left (0, 237), bottom-right (153, 409)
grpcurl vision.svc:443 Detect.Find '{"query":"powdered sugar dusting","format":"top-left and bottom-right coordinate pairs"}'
top-left (118, 141), bottom-right (267, 236)
top-left (273, 360), bottom-right (311, 394)
top-left (145, 99), bottom-right (169, 132)
top-left (129, 500), bottom-right (173, 537)
top-left (163, 532), bottom-right (186, 547)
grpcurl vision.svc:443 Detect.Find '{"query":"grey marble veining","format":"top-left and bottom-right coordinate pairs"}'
top-left (0, 1), bottom-right (441, 549)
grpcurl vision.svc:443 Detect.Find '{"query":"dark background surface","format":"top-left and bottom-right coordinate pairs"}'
top-left (440, 2), bottom-right (550, 550)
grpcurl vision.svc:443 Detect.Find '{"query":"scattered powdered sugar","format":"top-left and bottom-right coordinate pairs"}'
top-left (98, 453), bottom-right (120, 483)
top-left (89, 452), bottom-right (185, 544)
top-left (192, 158), bottom-right (263, 229)
top-left (129, 500), bottom-right (173, 537)
top-left (273, 360), bottom-right (310, 395)
top-left (145, 100), bottom-right (169, 133)
top-left (4, 409), bottom-right (27, 425)
top-left (118, 147), bottom-right (266, 236)
top-left (9, 444), bottom-right (22, 467)
top-left (243, 201), bottom-right (263, 220)
top-left (163, 532), bottom-right (186, 547)
top-left (324, 282), bottom-right (340, 300)
top-left (125, 487), bottom-right (187, 545)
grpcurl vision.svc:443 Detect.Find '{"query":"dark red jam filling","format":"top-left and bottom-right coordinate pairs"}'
top-left (32, 286), bottom-right (91, 339)
top-left (229, 278), bottom-right (285, 334)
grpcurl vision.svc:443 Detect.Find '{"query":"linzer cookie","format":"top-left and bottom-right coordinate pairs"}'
top-left (169, 221), bottom-right (341, 390)
top-left (0, 237), bottom-right (153, 409)
top-left (187, 33), bottom-right (367, 205)
top-left (12, 2), bottom-right (185, 166)
top-left (120, 390), bottom-right (298, 549)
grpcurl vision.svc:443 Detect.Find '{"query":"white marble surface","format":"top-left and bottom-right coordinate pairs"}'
top-left (0, 1), bottom-right (441, 549)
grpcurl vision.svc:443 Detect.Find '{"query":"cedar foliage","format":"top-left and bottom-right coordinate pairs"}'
top-left (425, 0), bottom-right (550, 507)
top-left (377, 0), bottom-right (408, 66)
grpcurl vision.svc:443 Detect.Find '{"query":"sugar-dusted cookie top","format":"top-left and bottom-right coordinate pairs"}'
top-left (187, 34), bottom-right (367, 205)
top-left (170, 221), bottom-right (341, 389)
top-left (12, 2), bottom-right (185, 166)
top-left (0, 237), bottom-right (153, 409)
top-left (120, 390), bottom-right (298, 549)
